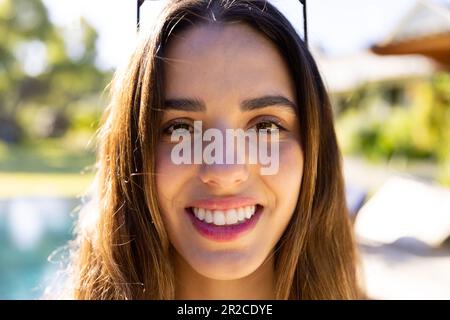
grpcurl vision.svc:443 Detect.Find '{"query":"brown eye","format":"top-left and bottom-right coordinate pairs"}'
top-left (163, 122), bottom-right (194, 136)
top-left (256, 121), bottom-right (278, 132)
top-left (253, 120), bottom-right (285, 133)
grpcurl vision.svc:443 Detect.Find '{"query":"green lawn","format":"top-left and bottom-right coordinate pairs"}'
top-left (0, 137), bottom-right (96, 197)
top-left (0, 172), bottom-right (94, 197)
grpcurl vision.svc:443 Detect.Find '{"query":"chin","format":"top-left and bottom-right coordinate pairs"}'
top-left (186, 247), bottom-right (269, 281)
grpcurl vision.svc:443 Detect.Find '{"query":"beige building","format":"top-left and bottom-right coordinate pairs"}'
top-left (372, 0), bottom-right (450, 69)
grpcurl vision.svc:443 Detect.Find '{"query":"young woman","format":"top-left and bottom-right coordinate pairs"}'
top-left (68, 0), bottom-right (360, 299)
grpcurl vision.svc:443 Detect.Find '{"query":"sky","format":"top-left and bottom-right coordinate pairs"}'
top-left (41, 0), bottom-right (446, 70)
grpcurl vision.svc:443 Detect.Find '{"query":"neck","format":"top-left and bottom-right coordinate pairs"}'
top-left (174, 253), bottom-right (275, 300)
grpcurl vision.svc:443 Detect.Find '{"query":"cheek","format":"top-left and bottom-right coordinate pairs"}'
top-left (262, 139), bottom-right (303, 217)
top-left (155, 144), bottom-right (195, 212)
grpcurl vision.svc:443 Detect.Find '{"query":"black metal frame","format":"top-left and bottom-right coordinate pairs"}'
top-left (137, 0), bottom-right (308, 46)
top-left (137, 0), bottom-right (145, 31)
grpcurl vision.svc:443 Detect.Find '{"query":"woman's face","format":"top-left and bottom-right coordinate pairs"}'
top-left (156, 22), bottom-right (304, 280)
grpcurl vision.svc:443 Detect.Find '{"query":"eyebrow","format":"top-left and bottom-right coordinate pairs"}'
top-left (164, 95), bottom-right (297, 113)
top-left (164, 98), bottom-right (206, 111)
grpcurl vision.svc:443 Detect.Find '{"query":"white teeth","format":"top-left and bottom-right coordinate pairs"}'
top-left (197, 208), bottom-right (205, 221)
top-left (213, 211), bottom-right (226, 225)
top-left (225, 209), bottom-right (238, 224)
top-left (245, 206), bottom-right (253, 219)
top-left (237, 207), bottom-right (246, 221)
top-left (205, 210), bottom-right (213, 223)
top-left (192, 205), bottom-right (258, 225)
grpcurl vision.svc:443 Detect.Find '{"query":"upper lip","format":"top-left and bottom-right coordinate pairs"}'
top-left (187, 196), bottom-right (260, 210)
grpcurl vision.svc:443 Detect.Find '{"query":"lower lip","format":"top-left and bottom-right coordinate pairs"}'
top-left (186, 206), bottom-right (263, 242)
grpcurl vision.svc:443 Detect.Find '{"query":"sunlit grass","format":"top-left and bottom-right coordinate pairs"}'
top-left (0, 136), bottom-right (97, 197)
top-left (0, 172), bottom-right (94, 197)
top-left (0, 136), bottom-right (96, 173)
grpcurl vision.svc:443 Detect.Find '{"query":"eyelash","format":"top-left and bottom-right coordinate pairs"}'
top-left (253, 117), bottom-right (287, 133)
top-left (162, 119), bottom-right (195, 135)
top-left (161, 117), bottom-right (287, 136)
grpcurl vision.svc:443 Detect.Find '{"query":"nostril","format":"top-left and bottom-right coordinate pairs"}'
top-left (198, 163), bottom-right (250, 187)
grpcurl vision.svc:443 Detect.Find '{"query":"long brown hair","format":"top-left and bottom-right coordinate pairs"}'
top-left (69, 0), bottom-right (360, 299)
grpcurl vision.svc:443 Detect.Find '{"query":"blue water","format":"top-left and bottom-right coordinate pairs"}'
top-left (0, 197), bottom-right (78, 299)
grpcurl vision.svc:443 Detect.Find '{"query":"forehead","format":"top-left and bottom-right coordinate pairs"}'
top-left (162, 22), bottom-right (295, 103)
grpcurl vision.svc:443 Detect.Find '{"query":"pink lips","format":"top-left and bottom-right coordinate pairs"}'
top-left (186, 196), bottom-right (263, 242)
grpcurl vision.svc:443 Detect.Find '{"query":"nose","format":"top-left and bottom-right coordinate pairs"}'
top-left (199, 162), bottom-right (250, 188)
top-left (197, 122), bottom-right (250, 188)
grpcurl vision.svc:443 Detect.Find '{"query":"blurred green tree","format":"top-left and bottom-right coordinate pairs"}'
top-left (335, 72), bottom-right (450, 186)
top-left (0, 0), bottom-right (110, 143)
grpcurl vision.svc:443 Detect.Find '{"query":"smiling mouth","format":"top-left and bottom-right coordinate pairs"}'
top-left (186, 205), bottom-right (263, 241)
top-left (189, 205), bottom-right (258, 226)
